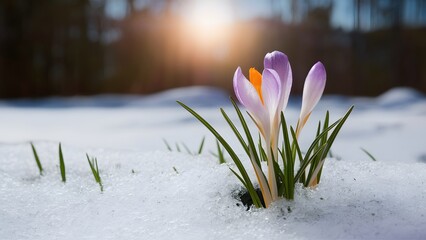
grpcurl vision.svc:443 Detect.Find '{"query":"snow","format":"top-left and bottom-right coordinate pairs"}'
top-left (1, 86), bottom-right (425, 239)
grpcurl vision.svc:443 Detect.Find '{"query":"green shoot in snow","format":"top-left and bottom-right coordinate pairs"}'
top-left (86, 154), bottom-right (103, 191)
top-left (30, 142), bottom-right (43, 176)
top-left (361, 147), bottom-right (377, 161)
top-left (59, 143), bottom-right (66, 182)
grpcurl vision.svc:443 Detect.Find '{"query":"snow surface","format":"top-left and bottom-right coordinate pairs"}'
top-left (1, 86), bottom-right (425, 239)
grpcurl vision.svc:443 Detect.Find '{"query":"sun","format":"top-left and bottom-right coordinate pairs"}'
top-left (180, 1), bottom-right (234, 48)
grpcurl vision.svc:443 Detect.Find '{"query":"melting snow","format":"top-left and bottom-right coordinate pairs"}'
top-left (0, 87), bottom-right (425, 239)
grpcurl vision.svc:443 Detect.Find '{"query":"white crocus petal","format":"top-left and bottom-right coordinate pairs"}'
top-left (299, 62), bottom-right (326, 131)
top-left (264, 51), bottom-right (293, 112)
top-left (280, 64), bottom-right (292, 111)
top-left (260, 68), bottom-right (281, 201)
top-left (233, 67), bottom-right (270, 138)
top-left (262, 68), bottom-right (282, 153)
top-left (261, 68), bottom-right (282, 123)
top-left (233, 66), bottom-right (275, 204)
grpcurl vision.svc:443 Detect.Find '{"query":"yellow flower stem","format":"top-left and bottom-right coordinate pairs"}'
top-left (307, 158), bottom-right (325, 188)
top-left (249, 150), bottom-right (272, 207)
top-left (267, 136), bottom-right (278, 202)
top-left (295, 112), bottom-right (311, 139)
top-left (295, 112), bottom-right (312, 184)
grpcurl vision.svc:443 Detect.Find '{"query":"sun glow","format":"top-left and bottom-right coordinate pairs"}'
top-left (181, 1), bottom-right (234, 48)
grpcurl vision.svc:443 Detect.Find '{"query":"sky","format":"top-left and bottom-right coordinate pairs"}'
top-left (105, 0), bottom-right (355, 31)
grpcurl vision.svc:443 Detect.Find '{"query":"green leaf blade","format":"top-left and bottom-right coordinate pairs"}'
top-left (59, 143), bottom-right (66, 183)
top-left (31, 142), bottom-right (43, 176)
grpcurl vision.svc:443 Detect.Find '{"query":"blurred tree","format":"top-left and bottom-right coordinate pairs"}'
top-left (0, 0), bottom-right (425, 98)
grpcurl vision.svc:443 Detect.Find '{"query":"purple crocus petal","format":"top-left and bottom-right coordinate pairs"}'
top-left (299, 61), bottom-right (326, 122)
top-left (280, 63), bottom-right (292, 111)
top-left (233, 67), bottom-right (270, 137)
top-left (233, 67), bottom-right (262, 108)
top-left (264, 51), bottom-right (290, 77)
top-left (233, 67), bottom-right (245, 105)
top-left (264, 51), bottom-right (293, 112)
top-left (261, 68), bottom-right (281, 119)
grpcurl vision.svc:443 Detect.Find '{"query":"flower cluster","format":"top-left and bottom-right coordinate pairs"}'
top-left (178, 51), bottom-right (353, 208)
top-left (233, 51), bottom-right (326, 203)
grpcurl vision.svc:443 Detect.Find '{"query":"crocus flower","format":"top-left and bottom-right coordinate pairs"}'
top-left (233, 51), bottom-right (292, 203)
top-left (296, 62), bottom-right (326, 137)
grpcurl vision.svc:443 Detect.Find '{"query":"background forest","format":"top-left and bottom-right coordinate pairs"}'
top-left (1, 0), bottom-right (426, 98)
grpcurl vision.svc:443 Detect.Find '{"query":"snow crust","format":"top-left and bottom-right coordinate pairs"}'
top-left (1, 87), bottom-right (425, 239)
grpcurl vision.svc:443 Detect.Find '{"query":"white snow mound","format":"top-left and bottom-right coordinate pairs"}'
top-left (0, 86), bottom-right (426, 239)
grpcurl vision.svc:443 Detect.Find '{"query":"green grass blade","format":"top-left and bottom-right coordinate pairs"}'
top-left (320, 106), bottom-right (354, 159)
top-left (306, 158), bottom-right (326, 187)
top-left (59, 143), bottom-right (66, 183)
top-left (216, 139), bottom-right (226, 164)
top-left (181, 142), bottom-right (192, 155)
top-left (86, 154), bottom-right (103, 191)
top-left (94, 158), bottom-right (100, 175)
top-left (290, 127), bottom-right (306, 183)
top-left (281, 113), bottom-right (293, 164)
top-left (258, 139), bottom-right (267, 164)
top-left (229, 168), bottom-right (247, 189)
top-left (328, 149), bottom-right (334, 158)
top-left (304, 106), bottom-right (354, 185)
top-left (86, 154), bottom-right (97, 181)
top-left (305, 120), bottom-right (340, 160)
top-left (230, 98), bottom-right (262, 173)
top-left (30, 142), bottom-right (43, 176)
top-left (229, 98), bottom-right (273, 204)
top-left (197, 136), bottom-right (206, 154)
top-left (307, 119), bottom-right (325, 185)
top-left (280, 113), bottom-right (295, 199)
top-left (295, 143), bottom-right (327, 182)
top-left (322, 111), bottom-right (330, 144)
top-left (163, 139), bottom-right (172, 151)
top-left (175, 143), bottom-right (181, 152)
top-left (220, 108), bottom-right (249, 156)
top-left (94, 158), bottom-right (101, 183)
top-left (273, 159), bottom-right (285, 197)
top-left (316, 161), bottom-right (324, 183)
top-left (361, 147), bottom-right (377, 161)
top-left (177, 101), bottom-right (262, 208)
top-left (314, 121), bottom-right (321, 152)
top-left (290, 127), bottom-right (303, 163)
